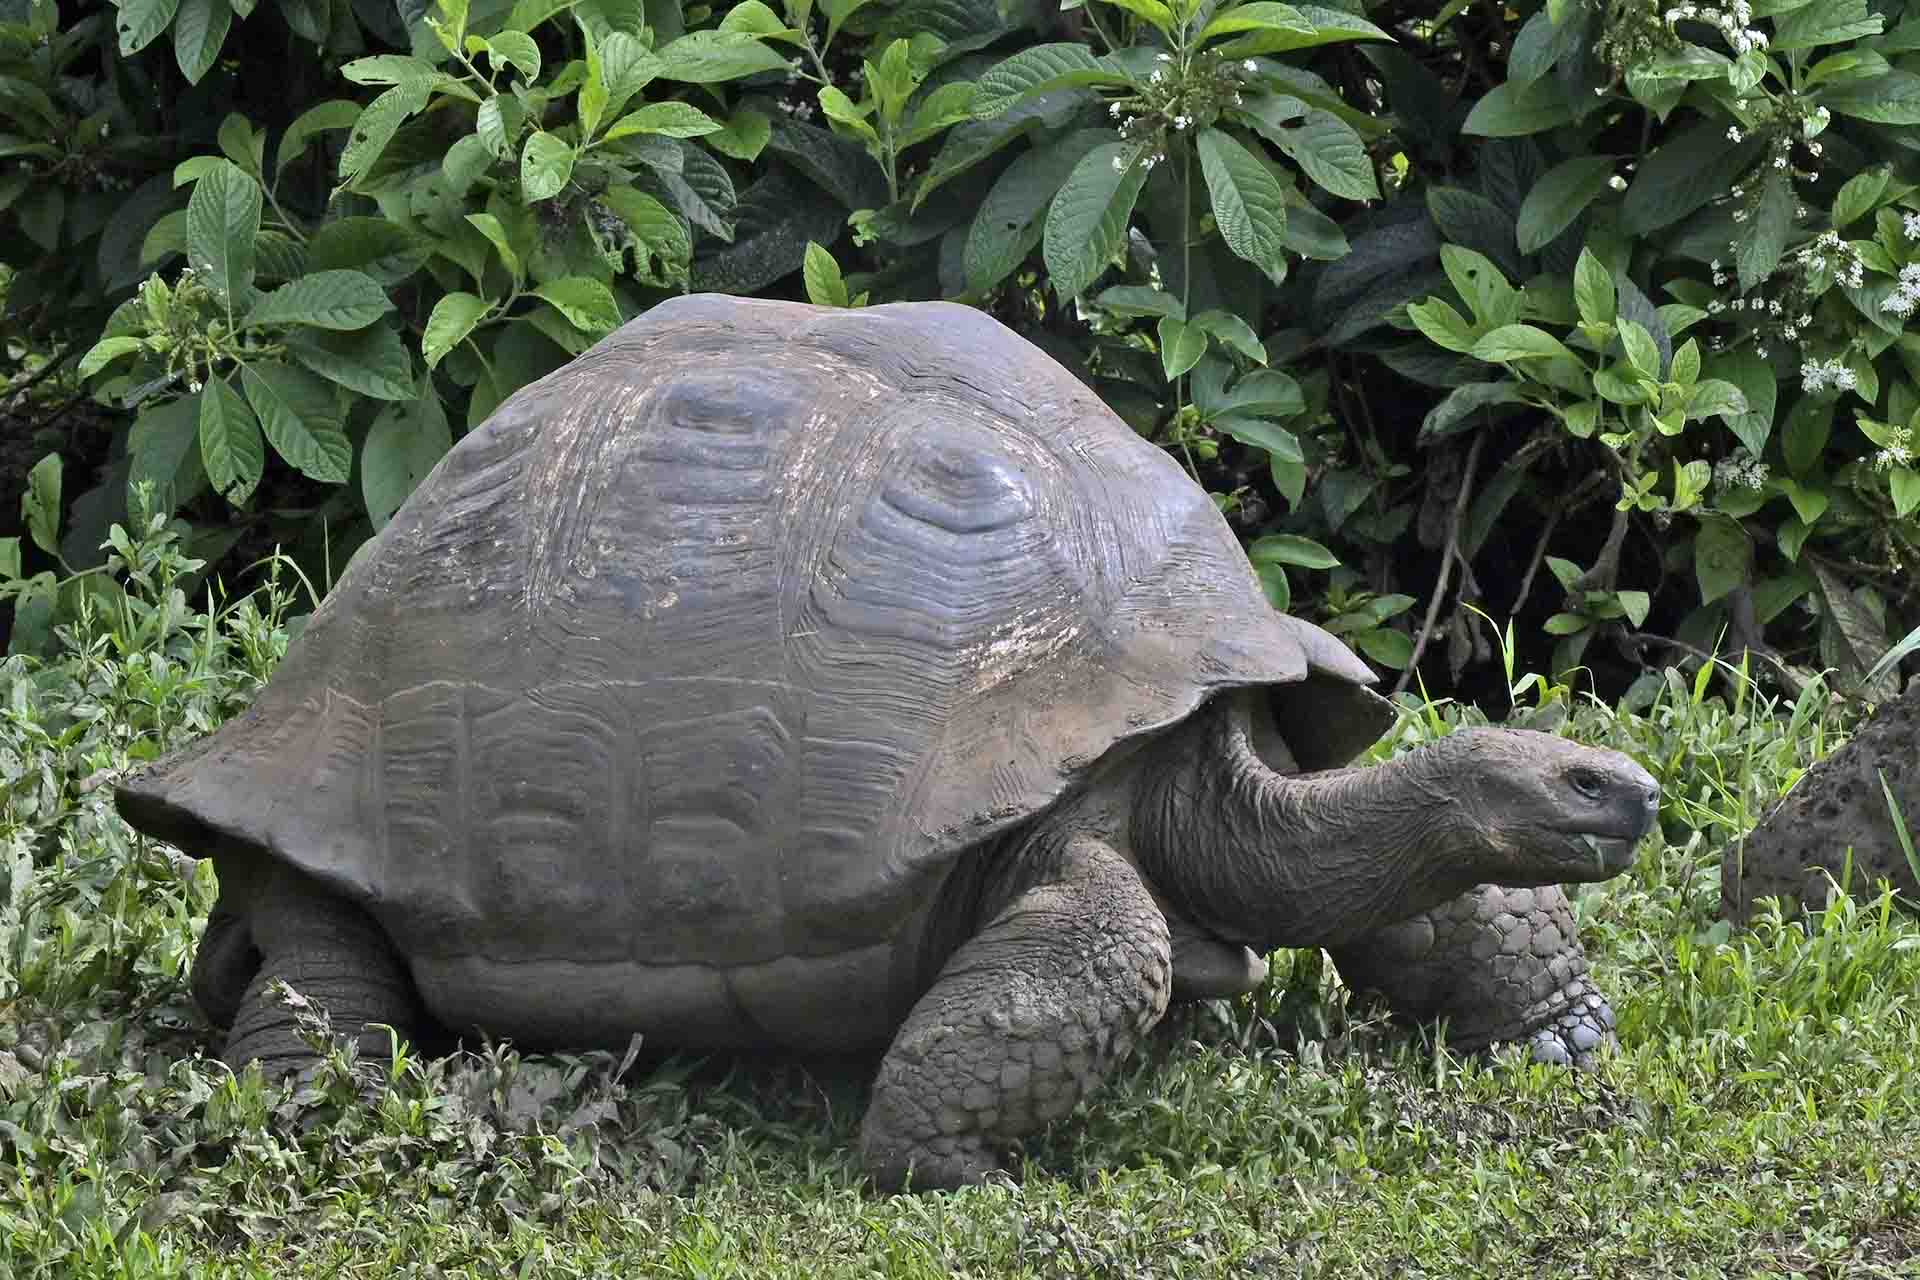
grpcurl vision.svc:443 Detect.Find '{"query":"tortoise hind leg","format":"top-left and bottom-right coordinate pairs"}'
top-left (222, 864), bottom-right (423, 1078)
top-left (859, 836), bottom-right (1173, 1192)
top-left (1328, 883), bottom-right (1615, 1067)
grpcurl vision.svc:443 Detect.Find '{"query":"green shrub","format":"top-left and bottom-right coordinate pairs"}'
top-left (3, 0), bottom-right (1918, 696)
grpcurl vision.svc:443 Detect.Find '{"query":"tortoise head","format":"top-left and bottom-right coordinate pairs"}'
top-left (1439, 728), bottom-right (1662, 884)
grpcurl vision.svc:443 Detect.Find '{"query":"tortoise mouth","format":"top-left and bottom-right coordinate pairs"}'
top-left (1551, 830), bottom-right (1643, 880)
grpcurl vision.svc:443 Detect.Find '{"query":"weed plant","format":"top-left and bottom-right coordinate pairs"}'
top-left (2, 517), bottom-right (1916, 1279)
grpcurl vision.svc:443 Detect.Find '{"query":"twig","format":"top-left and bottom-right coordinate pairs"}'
top-left (1394, 432), bottom-right (1485, 695)
top-left (3, 346), bottom-right (75, 403)
top-left (1510, 506), bottom-right (1562, 614)
top-left (1625, 630), bottom-right (1808, 698)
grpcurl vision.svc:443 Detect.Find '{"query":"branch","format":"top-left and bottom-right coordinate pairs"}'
top-left (1393, 432), bottom-right (1485, 696)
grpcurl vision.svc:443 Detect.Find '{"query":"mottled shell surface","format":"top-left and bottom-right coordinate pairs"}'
top-left (119, 296), bottom-right (1373, 1036)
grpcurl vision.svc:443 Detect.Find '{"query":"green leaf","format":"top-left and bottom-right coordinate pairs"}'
top-left (1573, 248), bottom-right (1616, 327)
top-left (1266, 109), bottom-right (1377, 201)
top-left (1248, 532), bottom-right (1340, 568)
top-left (338, 81), bottom-right (434, 187)
top-left (1781, 395), bottom-right (1831, 475)
top-left (288, 326), bottom-right (415, 401)
top-left (1214, 3), bottom-right (1390, 54)
top-left (116, 0), bottom-right (181, 54)
top-left (521, 132), bottom-right (576, 201)
top-left (965, 130), bottom-right (1106, 293)
top-left (22, 453), bottom-right (60, 556)
top-left (275, 100), bottom-right (361, 175)
top-left (486, 30), bottom-right (541, 81)
top-left (1461, 79), bottom-right (1577, 137)
top-left (802, 241), bottom-right (850, 306)
top-left (186, 160), bottom-right (260, 304)
top-left (77, 336), bottom-right (145, 380)
top-left (1354, 627), bottom-right (1413, 667)
top-left (1096, 285), bottom-right (1184, 318)
top-left (1619, 320), bottom-right (1660, 379)
top-left (1438, 244), bottom-right (1516, 328)
top-left (600, 186), bottom-right (692, 287)
top-left (973, 44), bottom-right (1122, 118)
top-left (1199, 2), bottom-right (1309, 43)
top-left (423, 292), bottom-right (490, 369)
top-left (198, 378), bottom-right (264, 503)
top-left (304, 218), bottom-right (433, 285)
top-left (1042, 140), bottom-right (1149, 301)
top-left (1773, 0), bottom-right (1882, 50)
top-left (1823, 70), bottom-right (1920, 124)
top-left (532, 277), bottom-right (621, 335)
top-left (1158, 316), bottom-right (1207, 378)
top-left (1543, 612), bottom-right (1590, 636)
top-left (243, 269), bottom-right (393, 330)
top-left (172, 0), bottom-right (232, 84)
top-left (1622, 121), bottom-right (1761, 234)
top-left (1708, 356), bottom-right (1772, 459)
top-left (817, 86), bottom-right (879, 143)
top-left (1516, 155), bottom-right (1615, 254)
top-left (1420, 380), bottom-right (1527, 440)
top-left (605, 102), bottom-right (724, 140)
top-left (710, 107), bottom-right (773, 159)
top-left (1892, 467), bottom-right (1920, 517)
top-left (241, 362), bottom-right (348, 483)
top-left (1833, 167), bottom-right (1890, 229)
top-left (1406, 298), bottom-right (1477, 354)
top-left (1779, 476), bottom-right (1828, 526)
top-left (1693, 514), bottom-right (1751, 603)
top-left (1686, 378), bottom-right (1748, 423)
top-left (341, 54), bottom-right (439, 86)
top-left (1195, 127), bottom-right (1289, 283)
top-left (362, 394), bottom-right (452, 529)
top-left (1471, 324), bottom-right (1578, 364)
top-left (464, 213), bottom-right (524, 283)
top-left (1735, 168), bottom-right (1796, 290)
top-left (655, 30), bottom-right (790, 82)
top-left (1192, 310), bottom-right (1265, 363)
top-left (1256, 561), bottom-right (1291, 611)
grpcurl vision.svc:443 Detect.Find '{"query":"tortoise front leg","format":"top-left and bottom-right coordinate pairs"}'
top-left (859, 837), bottom-right (1173, 1192)
top-left (1328, 883), bottom-right (1616, 1067)
top-left (223, 864), bottom-right (424, 1077)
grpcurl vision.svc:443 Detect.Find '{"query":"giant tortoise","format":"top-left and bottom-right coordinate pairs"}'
top-left (117, 295), bottom-right (1660, 1190)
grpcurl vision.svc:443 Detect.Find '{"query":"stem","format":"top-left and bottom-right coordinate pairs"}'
top-left (1394, 431), bottom-right (1485, 696)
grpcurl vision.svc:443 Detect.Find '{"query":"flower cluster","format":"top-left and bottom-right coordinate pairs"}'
top-left (1799, 358), bottom-right (1858, 394)
top-left (1106, 50), bottom-right (1262, 173)
top-left (1713, 447), bottom-right (1770, 491)
top-left (1874, 424), bottom-right (1914, 471)
top-left (1881, 264), bottom-right (1920, 319)
top-left (1793, 230), bottom-right (1866, 289)
top-left (1661, 0), bottom-right (1768, 54)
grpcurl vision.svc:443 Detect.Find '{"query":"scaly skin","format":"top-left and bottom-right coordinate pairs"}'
top-left (859, 837), bottom-right (1172, 1192)
top-left (1329, 882), bottom-right (1616, 1067)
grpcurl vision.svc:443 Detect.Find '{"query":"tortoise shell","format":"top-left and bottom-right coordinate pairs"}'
top-left (118, 295), bottom-right (1380, 1043)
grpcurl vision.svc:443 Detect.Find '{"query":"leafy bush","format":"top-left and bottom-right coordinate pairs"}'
top-left (3, 0), bottom-right (1918, 697)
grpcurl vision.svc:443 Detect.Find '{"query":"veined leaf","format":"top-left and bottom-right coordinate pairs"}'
top-left (1196, 127), bottom-right (1289, 283)
top-left (185, 160), bottom-right (260, 304)
top-left (1042, 140), bottom-right (1149, 300)
top-left (243, 270), bottom-right (393, 330)
top-left (198, 378), bottom-right (264, 503)
top-left (241, 362), bottom-right (349, 483)
top-left (423, 292), bottom-right (490, 368)
top-left (973, 44), bottom-right (1125, 118)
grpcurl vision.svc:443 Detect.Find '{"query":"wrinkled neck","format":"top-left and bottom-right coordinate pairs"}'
top-left (1134, 699), bottom-right (1486, 949)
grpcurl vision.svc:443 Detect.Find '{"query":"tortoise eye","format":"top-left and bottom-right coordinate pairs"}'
top-left (1568, 768), bottom-right (1608, 799)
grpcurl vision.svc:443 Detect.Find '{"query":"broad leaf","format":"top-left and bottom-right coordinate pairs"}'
top-left (241, 362), bottom-right (349, 483)
top-left (1195, 127), bottom-right (1288, 283)
top-left (186, 160), bottom-right (260, 304)
top-left (423, 292), bottom-right (490, 368)
top-left (973, 44), bottom-right (1123, 118)
top-left (1039, 137), bottom-right (1146, 300)
top-left (521, 131), bottom-right (576, 201)
top-left (1516, 155), bottom-right (1615, 253)
top-left (198, 378), bottom-right (265, 503)
top-left (243, 270), bottom-right (393, 330)
top-left (533, 277), bottom-right (622, 335)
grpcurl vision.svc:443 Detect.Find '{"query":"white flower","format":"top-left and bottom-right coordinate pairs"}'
top-left (1174, 114), bottom-right (1191, 130)
top-left (1783, 325), bottom-right (1798, 340)
top-left (1727, 126), bottom-right (1743, 142)
top-left (1808, 142), bottom-right (1822, 157)
top-left (1243, 59), bottom-right (1257, 72)
top-left (1112, 155), bottom-right (1126, 172)
top-left (1835, 366), bottom-right (1858, 390)
top-left (1799, 313), bottom-right (1813, 327)
top-left (1150, 69), bottom-right (1165, 84)
top-left (1900, 264), bottom-right (1920, 287)
top-left (1801, 360), bottom-right (1827, 391)
top-left (1157, 52), bottom-right (1173, 62)
top-left (1905, 210), bottom-right (1920, 240)
top-left (1110, 102), bottom-right (1125, 117)
top-left (1883, 291), bottom-right (1916, 318)
top-left (1609, 174), bottom-right (1627, 191)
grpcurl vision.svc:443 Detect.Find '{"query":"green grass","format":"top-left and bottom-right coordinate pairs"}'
top-left (3, 516), bottom-right (1918, 1279)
